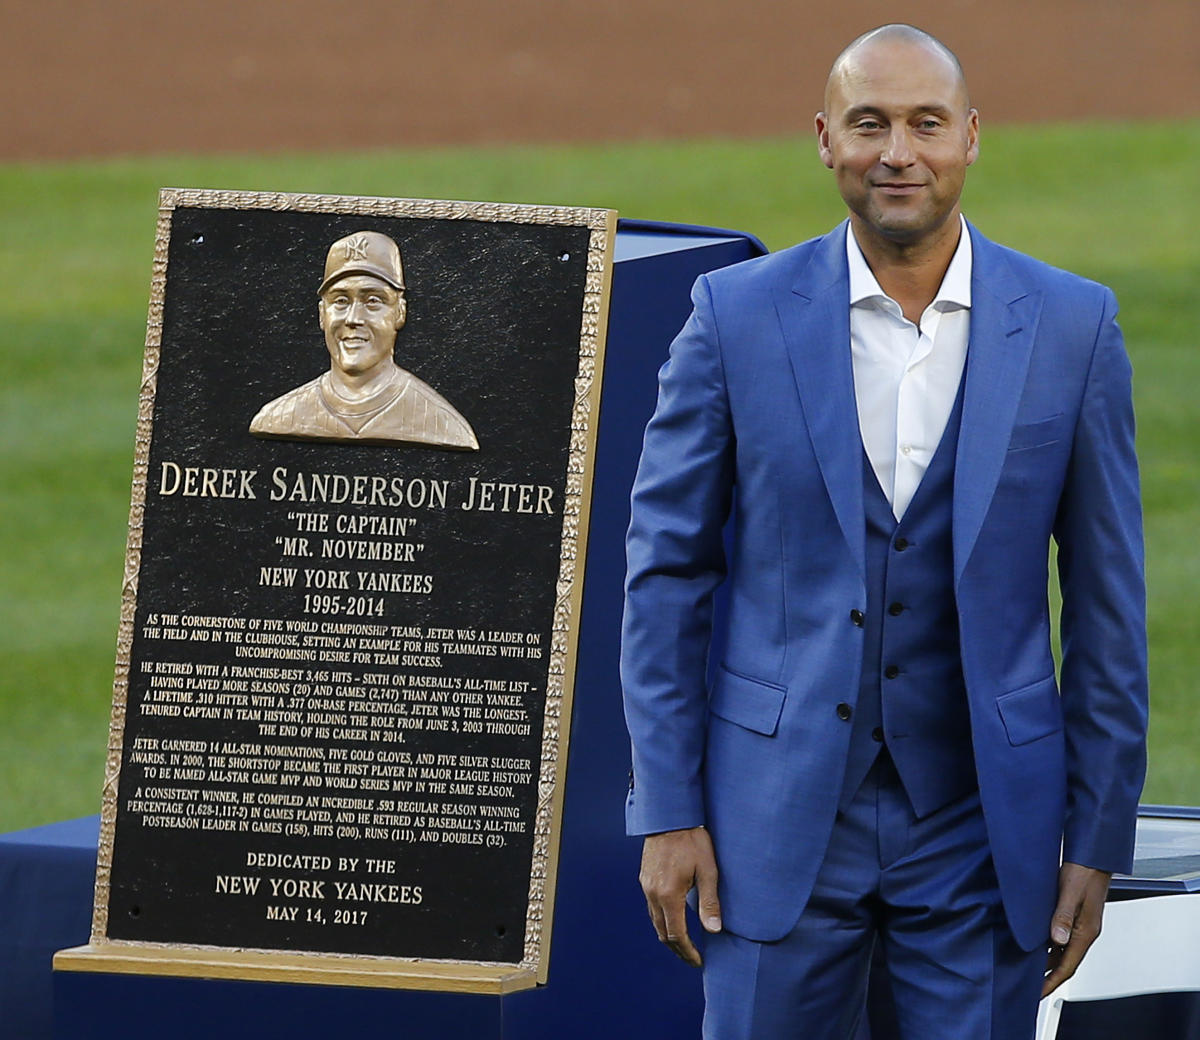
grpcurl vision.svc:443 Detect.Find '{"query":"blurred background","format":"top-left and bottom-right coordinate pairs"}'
top-left (1, 0), bottom-right (1197, 830)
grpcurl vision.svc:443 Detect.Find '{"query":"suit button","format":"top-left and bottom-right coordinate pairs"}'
top-left (884, 665), bottom-right (900, 679)
top-left (894, 537), bottom-right (909, 551)
top-left (836, 702), bottom-right (852, 721)
top-left (849, 609), bottom-right (864, 627)
top-left (872, 727), bottom-right (884, 742)
top-left (888, 602), bottom-right (904, 616)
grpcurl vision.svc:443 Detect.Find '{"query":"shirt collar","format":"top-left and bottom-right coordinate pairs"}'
top-left (846, 214), bottom-right (973, 310)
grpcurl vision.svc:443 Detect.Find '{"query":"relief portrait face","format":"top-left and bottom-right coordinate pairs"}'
top-left (318, 274), bottom-right (407, 378)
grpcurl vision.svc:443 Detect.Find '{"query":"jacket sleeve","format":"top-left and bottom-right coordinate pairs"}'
top-left (1054, 287), bottom-right (1149, 873)
top-left (621, 273), bottom-right (735, 836)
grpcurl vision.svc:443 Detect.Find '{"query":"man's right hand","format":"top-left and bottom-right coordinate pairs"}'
top-left (639, 825), bottom-right (723, 967)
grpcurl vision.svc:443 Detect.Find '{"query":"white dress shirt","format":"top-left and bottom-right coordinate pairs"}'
top-left (847, 215), bottom-right (972, 520)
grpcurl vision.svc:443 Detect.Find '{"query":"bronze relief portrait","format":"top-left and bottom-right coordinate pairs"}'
top-left (250, 230), bottom-right (479, 450)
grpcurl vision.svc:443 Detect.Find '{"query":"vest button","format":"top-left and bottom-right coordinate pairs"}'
top-left (849, 609), bottom-right (864, 627)
top-left (894, 537), bottom-right (910, 551)
top-left (872, 727), bottom-right (884, 743)
top-left (884, 664), bottom-right (900, 679)
top-left (836, 702), bottom-right (852, 721)
top-left (888, 602), bottom-right (904, 616)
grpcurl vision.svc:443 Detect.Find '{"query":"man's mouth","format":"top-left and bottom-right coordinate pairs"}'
top-left (874, 182), bottom-right (923, 196)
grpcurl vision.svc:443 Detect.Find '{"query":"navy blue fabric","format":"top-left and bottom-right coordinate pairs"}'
top-left (0, 816), bottom-right (96, 1039)
top-left (616, 217), bottom-right (769, 259)
top-left (841, 377), bottom-right (974, 817)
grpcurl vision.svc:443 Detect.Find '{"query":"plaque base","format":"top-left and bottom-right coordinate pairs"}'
top-left (54, 943), bottom-right (536, 994)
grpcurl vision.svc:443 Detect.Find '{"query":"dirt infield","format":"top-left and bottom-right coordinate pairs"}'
top-left (3, 0), bottom-right (1197, 160)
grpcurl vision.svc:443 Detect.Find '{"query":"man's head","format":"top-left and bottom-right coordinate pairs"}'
top-left (815, 25), bottom-right (979, 249)
top-left (318, 232), bottom-right (407, 379)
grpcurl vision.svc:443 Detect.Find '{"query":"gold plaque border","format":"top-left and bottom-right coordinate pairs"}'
top-left (81, 187), bottom-right (619, 991)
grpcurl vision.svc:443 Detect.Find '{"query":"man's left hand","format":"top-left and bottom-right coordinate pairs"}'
top-left (1042, 861), bottom-right (1112, 997)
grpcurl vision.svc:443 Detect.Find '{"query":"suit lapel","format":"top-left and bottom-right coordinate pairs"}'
top-left (773, 223), bottom-right (866, 580)
top-left (953, 226), bottom-right (1044, 582)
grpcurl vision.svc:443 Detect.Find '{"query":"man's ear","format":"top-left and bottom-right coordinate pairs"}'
top-left (815, 112), bottom-right (834, 170)
top-left (318, 299), bottom-right (327, 331)
top-left (394, 295), bottom-right (407, 331)
top-left (965, 107), bottom-right (981, 167)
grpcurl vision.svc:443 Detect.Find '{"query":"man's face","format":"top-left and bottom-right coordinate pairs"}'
top-left (319, 274), bottom-right (405, 378)
top-left (815, 38), bottom-right (979, 247)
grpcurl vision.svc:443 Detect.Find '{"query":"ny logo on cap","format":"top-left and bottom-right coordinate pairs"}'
top-left (343, 235), bottom-right (371, 262)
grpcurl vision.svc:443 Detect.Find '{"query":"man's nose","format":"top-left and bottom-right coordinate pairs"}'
top-left (881, 127), bottom-right (916, 167)
top-left (345, 299), bottom-right (365, 324)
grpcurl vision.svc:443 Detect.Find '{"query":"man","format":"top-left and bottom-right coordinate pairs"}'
top-left (622, 24), bottom-right (1146, 1039)
top-left (250, 230), bottom-right (479, 450)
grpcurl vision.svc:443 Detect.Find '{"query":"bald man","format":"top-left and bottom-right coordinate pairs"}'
top-left (622, 24), bottom-right (1146, 1039)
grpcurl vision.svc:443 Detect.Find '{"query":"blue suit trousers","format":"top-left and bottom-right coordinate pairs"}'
top-left (702, 754), bottom-right (1045, 1040)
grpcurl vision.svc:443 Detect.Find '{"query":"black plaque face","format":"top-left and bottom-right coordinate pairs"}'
top-left (93, 190), bottom-right (615, 979)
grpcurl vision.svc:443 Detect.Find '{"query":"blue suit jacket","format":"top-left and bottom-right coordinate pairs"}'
top-left (621, 221), bottom-right (1148, 951)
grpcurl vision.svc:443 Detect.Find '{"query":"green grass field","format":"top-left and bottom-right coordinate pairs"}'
top-left (2, 122), bottom-right (1197, 832)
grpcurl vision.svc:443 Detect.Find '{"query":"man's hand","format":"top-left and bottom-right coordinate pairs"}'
top-left (639, 826), bottom-right (723, 967)
top-left (1042, 862), bottom-right (1112, 997)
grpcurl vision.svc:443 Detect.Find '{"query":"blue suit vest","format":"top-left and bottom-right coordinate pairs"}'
top-left (839, 378), bottom-right (977, 817)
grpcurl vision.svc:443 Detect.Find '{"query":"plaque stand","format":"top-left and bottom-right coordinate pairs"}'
top-left (52, 219), bottom-right (767, 1038)
top-left (56, 944), bottom-right (535, 993)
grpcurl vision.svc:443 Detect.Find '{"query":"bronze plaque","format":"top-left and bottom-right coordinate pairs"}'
top-left (59, 189), bottom-right (616, 991)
